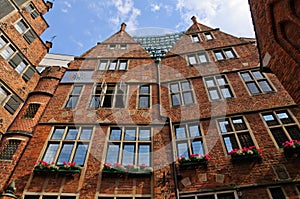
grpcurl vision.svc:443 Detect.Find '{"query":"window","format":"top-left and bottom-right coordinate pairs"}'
top-left (0, 82), bottom-right (21, 114)
top-left (204, 75), bottom-right (234, 100)
top-left (98, 197), bottom-right (151, 199)
top-left (268, 187), bottom-right (286, 199)
top-left (262, 110), bottom-right (300, 148)
top-left (22, 103), bottom-right (40, 119)
top-left (191, 34), bottom-right (200, 42)
top-left (42, 127), bottom-right (92, 166)
top-left (120, 44), bottom-right (127, 49)
top-left (0, 84), bottom-right (9, 105)
top-left (98, 59), bottom-right (128, 70)
top-left (90, 83), bottom-right (127, 108)
top-left (109, 44), bottom-right (116, 49)
top-left (138, 85), bottom-right (150, 108)
top-left (240, 70), bottom-right (274, 94)
top-left (26, 3), bottom-right (40, 19)
top-left (213, 48), bottom-right (237, 60)
top-left (169, 81), bottom-right (194, 106)
top-left (14, 19), bottom-right (36, 44)
top-left (188, 52), bottom-right (209, 65)
top-left (217, 116), bottom-right (255, 153)
top-left (204, 32), bottom-right (213, 40)
top-left (180, 191), bottom-right (237, 199)
top-left (106, 127), bottom-right (151, 167)
top-left (0, 139), bottom-right (21, 160)
top-left (174, 123), bottom-right (205, 158)
top-left (65, 85), bottom-right (83, 108)
top-left (0, 34), bottom-right (35, 81)
top-left (24, 195), bottom-right (76, 199)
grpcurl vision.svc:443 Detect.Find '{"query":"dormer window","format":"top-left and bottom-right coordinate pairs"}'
top-left (120, 44), bottom-right (127, 49)
top-left (191, 34), bottom-right (200, 42)
top-left (109, 44), bottom-right (116, 49)
top-left (204, 32), bottom-right (213, 40)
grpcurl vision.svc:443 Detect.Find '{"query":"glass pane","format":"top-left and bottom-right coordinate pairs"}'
top-left (246, 82), bottom-right (261, 94)
top-left (90, 96), bottom-right (101, 108)
top-left (72, 86), bottom-right (82, 95)
top-left (271, 128), bottom-right (289, 147)
top-left (204, 32), bottom-right (213, 40)
top-left (238, 132), bottom-right (254, 148)
top-left (65, 128), bottom-right (78, 140)
top-left (57, 143), bottom-right (74, 165)
top-left (263, 113), bottom-right (279, 126)
top-left (106, 144), bottom-right (119, 164)
top-left (122, 144), bottom-right (135, 165)
top-left (177, 142), bottom-right (188, 157)
top-left (80, 128), bottom-right (92, 140)
top-left (252, 71), bottom-right (264, 79)
top-left (73, 143), bottom-right (88, 166)
top-left (51, 128), bottom-right (64, 140)
top-left (15, 61), bottom-right (27, 74)
top-left (138, 145), bottom-right (150, 166)
top-left (0, 36), bottom-right (7, 48)
top-left (276, 111), bottom-right (294, 124)
top-left (99, 60), bottom-right (107, 70)
top-left (232, 117), bottom-right (247, 131)
top-left (175, 126), bottom-right (186, 139)
top-left (258, 80), bottom-right (273, 92)
top-left (214, 51), bottom-right (224, 60)
top-left (15, 20), bottom-right (27, 34)
top-left (139, 128), bottom-right (151, 140)
top-left (217, 192), bottom-right (235, 199)
top-left (192, 35), bottom-right (199, 42)
top-left (223, 135), bottom-right (238, 152)
top-left (286, 126), bottom-right (300, 140)
top-left (205, 78), bottom-right (215, 87)
top-left (216, 76), bottom-right (227, 85)
top-left (108, 61), bottom-right (117, 70)
top-left (66, 96), bottom-right (78, 108)
top-left (0, 86), bottom-right (8, 104)
top-left (218, 119), bottom-right (233, 133)
top-left (188, 55), bottom-right (197, 65)
top-left (119, 61), bottom-right (127, 70)
top-left (224, 49), bottom-right (236, 58)
top-left (42, 196), bottom-right (57, 199)
top-left (181, 81), bottom-right (191, 91)
top-left (198, 54), bottom-right (208, 63)
top-left (43, 144), bottom-right (59, 163)
top-left (139, 96), bottom-right (150, 108)
top-left (241, 72), bottom-right (252, 81)
top-left (140, 85), bottom-right (150, 94)
top-left (189, 125), bottom-right (201, 137)
top-left (125, 128), bottom-right (136, 141)
top-left (110, 128), bottom-right (121, 140)
top-left (183, 92), bottom-right (194, 104)
top-left (1, 45), bottom-right (15, 60)
top-left (24, 196), bottom-right (39, 199)
top-left (220, 87), bottom-right (232, 98)
top-left (198, 195), bottom-right (214, 199)
top-left (172, 93), bottom-right (181, 106)
top-left (170, 83), bottom-right (179, 93)
top-left (209, 89), bottom-right (220, 100)
top-left (269, 187), bottom-right (285, 199)
top-left (192, 140), bottom-right (204, 155)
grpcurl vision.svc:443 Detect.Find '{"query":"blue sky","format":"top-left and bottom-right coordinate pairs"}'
top-left (41, 0), bottom-right (255, 56)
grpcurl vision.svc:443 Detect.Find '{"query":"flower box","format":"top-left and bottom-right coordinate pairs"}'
top-left (102, 163), bottom-right (153, 175)
top-left (178, 154), bottom-right (210, 168)
top-left (228, 146), bottom-right (262, 162)
top-left (283, 140), bottom-right (300, 158)
top-left (33, 161), bottom-right (81, 174)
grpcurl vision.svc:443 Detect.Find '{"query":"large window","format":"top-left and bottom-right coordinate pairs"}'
top-left (169, 81), bottom-right (194, 106)
top-left (174, 123), bottom-right (205, 158)
top-left (217, 116), bottom-right (255, 153)
top-left (262, 110), bottom-right (300, 148)
top-left (106, 127), bottom-right (151, 167)
top-left (180, 191), bottom-right (237, 199)
top-left (204, 75), bottom-right (234, 100)
top-left (26, 3), bottom-right (40, 19)
top-left (65, 85), bottom-right (83, 108)
top-left (213, 48), bottom-right (237, 61)
top-left (0, 34), bottom-right (35, 81)
top-left (268, 187), bottom-right (286, 199)
top-left (188, 52), bottom-right (209, 65)
top-left (138, 85), bottom-right (150, 108)
top-left (24, 195), bottom-right (76, 199)
top-left (0, 139), bottom-right (21, 160)
top-left (14, 19), bottom-right (36, 44)
top-left (42, 127), bottom-right (92, 166)
top-left (240, 70), bottom-right (274, 94)
top-left (98, 59), bottom-right (128, 70)
top-left (0, 82), bottom-right (21, 114)
top-left (90, 83), bottom-right (127, 108)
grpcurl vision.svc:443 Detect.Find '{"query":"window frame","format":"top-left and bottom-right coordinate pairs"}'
top-left (267, 186), bottom-right (287, 199)
top-left (41, 126), bottom-right (93, 166)
top-left (213, 48), bottom-right (237, 61)
top-left (169, 80), bottom-right (195, 107)
top-left (89, 83), bottom-right (127, 109)
top-left (98, 59), bottom-right (128, 71)
top-left (0, 82), bottom-right (21, 114)
top-left (240, 70), bottom-right (275, 95)
top-left (204, 32), bottom-right (214, 40)
top-left (203, 75), bottom-right (234, 101)
top-left (180, 191), bottom-right (238, 199)
top-left (65, 85), bottom-right (83, 109)
top-left (26, 3), bottom-right (40, 19)
top-left (105, 127), bottom-right (152, 167)
top-left (173, 123), bottom-right (206, 159)
top-left (14, 19), bottom-right (36, 44)
top-left (260, 109), bottom-right (300, 148)
top-left (187, 52), bottom-right (209, 65)
top-left (0, 139), bottom-right (22, 160)
top-left (24, 194), bottom-right (78, 199)
top-left (22, 103), bottom-right (40, 119)
top-left (191, 34), bottom-right (200, 42)
top-left (216, 116), bottom-right (257, 154)
top-left (138, 84), bottom-right (151, 109)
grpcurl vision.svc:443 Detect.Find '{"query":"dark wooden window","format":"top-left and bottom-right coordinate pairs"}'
top-left (0, 140), bottom-right (21, 160)
top-left (23, 103), bottom-right (40, 118)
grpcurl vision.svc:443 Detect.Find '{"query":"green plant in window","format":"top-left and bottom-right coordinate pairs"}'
top-left (228, 146), bottom-right (262, 161)
top-left (283, 140), bottom-right (300, 158)
top-left (34, 160), bottom-right (59, 172)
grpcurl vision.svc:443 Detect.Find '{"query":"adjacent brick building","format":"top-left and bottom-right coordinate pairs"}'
top-left (0, 5), bottom-right (300, 199)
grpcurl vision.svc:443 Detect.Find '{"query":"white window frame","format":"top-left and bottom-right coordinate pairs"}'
top-left (204, 32), bottom-right (214, 40)
top-left (204, 75), bottom-right (234, 101)
top-left (187, 52), bottom-right (209, 65)
top-left (213, 48), bottom-right (237, 61)
top-left (98, 59), bottom-right (128, 71)
top-left (180, 191), bottom-right (238, 199)
top-left (138, 84), bottom-right (151, 109)
top-left (26, 3), bottom-right (40, 19)
top-left (191, 34), bottom-right (200, 42)
top-left (169, 80), bottom-right (195, 107)
top-left (65, 85), bottom-right (83, 109)
top-left (14, 19), bottom-right (36, 44)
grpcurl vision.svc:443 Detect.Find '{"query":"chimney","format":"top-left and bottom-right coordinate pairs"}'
top-left (120, 23), bottom-right (127, 32)
top-left (45, 41), bottom-right (52, 52)
top-left (46, 1), bottom-right (53, 10)
top-left (191, 16), bottom-right (198, 24)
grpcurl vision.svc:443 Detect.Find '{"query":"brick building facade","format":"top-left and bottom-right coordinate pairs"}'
top-left (0, 5), bottom-right (300, 199)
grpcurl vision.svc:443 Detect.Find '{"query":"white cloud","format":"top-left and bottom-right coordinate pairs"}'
top-left (61, 9), bottom-right (68, 13)
top-left (63, 1), bottom-right (72, 8)
top-left (175, 0), bottom-right (254, 37)
top-left (151, 3), bottom-right (160, 12)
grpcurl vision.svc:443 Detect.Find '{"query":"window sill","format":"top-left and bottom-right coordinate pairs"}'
top-left (179, 160), bottom-right (208, 168)
top-left (33, 167), bottom-right (81, 174)
top-left (102, 169), bottom-right (152, 176)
